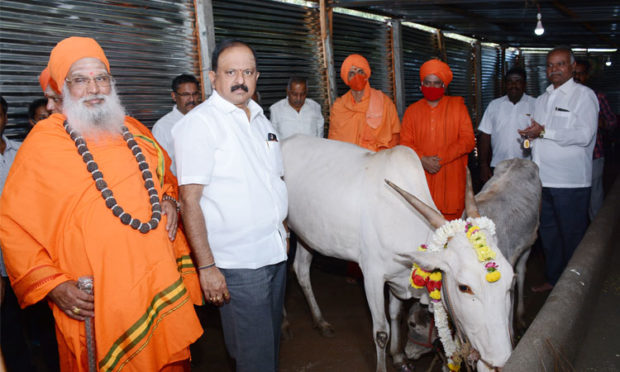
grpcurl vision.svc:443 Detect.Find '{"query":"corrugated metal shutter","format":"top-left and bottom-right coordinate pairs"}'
top-left (586, 53), bottom-right (619, 112)
top-left (332, 13), bottom-right (393, 99)
top-left (522, 51), bottom-right (548, 97)
top-left (0, 0), bottom-right (199, 139)
top-left (480, 45), bottom-right (500, 115)
top-left (212, 0), bottom-right (326, 120)
top-left (444, 37), bottom-right (476, 121)
top-left (401, 25), bottom-right (440, 107)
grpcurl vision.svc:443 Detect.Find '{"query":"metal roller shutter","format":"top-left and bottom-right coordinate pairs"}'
top-left (444, 37), bottom-right (476, 122)
top-left (0, 0), bottom-right (199, 139)
top-left (480, 45), bottom-right (500, 115)
top-left (586, 53), bottom-right (619, 112)
top-left (522, 51), bottom-right (548, 98)
top-left (332, 12), bottom-right (393, 99)
top-left (211, 0), bottom-right (326, 120)
top-left (401, 25), bottom-right (440, 107)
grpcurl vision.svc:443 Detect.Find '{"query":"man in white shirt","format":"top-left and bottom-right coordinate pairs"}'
top-left (269, 76), bottom-right (324, 139)
top-left (152, 74), bottom-right (201, 174)
top-left (0, 95), bottom-right (35, 371)
top-left (519, 47), bottom-right (599, 292)
top-left (478, 67), bottom-right (536, 183)
top-left (173, 40), bottom-right (288, 372)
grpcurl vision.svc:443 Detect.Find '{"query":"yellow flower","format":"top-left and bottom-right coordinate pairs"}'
top-left (448, 362), bottom-right (461, 371)
top-left (429, 272), bottom-right (442, 282)
top-left (430, 289), bottom-right (441, 300)
top-left (486, 271), bottom-right (501, 282)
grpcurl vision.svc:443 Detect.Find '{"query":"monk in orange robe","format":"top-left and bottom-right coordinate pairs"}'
top-left (328, 54), bottom-right (400, 151)
top-left (0, 37), bottom-right (202, 371)
top-left (400, 59), bottom-right (475, 220)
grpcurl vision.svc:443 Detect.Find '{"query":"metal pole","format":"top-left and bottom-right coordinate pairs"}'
top-left (78, 276), bottom-right (96, 372)
top-left (194, 0), bottom-right (216, 97)
top-left (320, 0), bottom-right (337, 107)
top-left (390, 19), bottom-right (405, 118)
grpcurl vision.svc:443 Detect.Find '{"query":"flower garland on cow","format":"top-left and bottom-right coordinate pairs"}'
top-left (409, 217), bottom-right (500, 372)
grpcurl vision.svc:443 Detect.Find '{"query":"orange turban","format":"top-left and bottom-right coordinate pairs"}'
top-left (38, 67), bottom-right (59, 94)
top-left (419, 59), bottom-right (453, 86)
top-left (340, 54), bottom-right (371, 84)
top-left (48, 37), bottom-right (110, 92)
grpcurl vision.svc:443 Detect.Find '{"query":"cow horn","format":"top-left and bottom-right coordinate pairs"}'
top-left (385, 179), bottom-right (446, 229)
top-left (465, 168), bottom-right (480, 218)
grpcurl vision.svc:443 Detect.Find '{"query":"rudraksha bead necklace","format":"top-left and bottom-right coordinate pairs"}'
top-left (64, 121), bottom-right (162, 233)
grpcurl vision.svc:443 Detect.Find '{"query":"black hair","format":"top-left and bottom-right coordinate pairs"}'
top-left (171, 74), bottom-right (199, 93)
top-left (575, 59), bottom-right (591, 73)
top-left (211, 39), bottom-right (257, 72)
top-left (28, 98), bottom-right (48, 120)
top-left (287, 76), bottom-right (307, 90)
top-left (505, 67), bottom-right (526, 81)
top-left (0, 95), bottom-right (6, 116)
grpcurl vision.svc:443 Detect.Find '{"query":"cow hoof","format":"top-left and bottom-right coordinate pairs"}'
top-left (281, 325), bottom-right (293, 341)
top-left (314, 322), bottom-right (335, 338)
top-left (397, 362), bottom-right (415, 372)
top-left (318, 325), bottom-right (335, 338)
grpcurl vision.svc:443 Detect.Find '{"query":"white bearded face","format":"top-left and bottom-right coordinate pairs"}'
top-left (62, 57), bottom-right (125, 137)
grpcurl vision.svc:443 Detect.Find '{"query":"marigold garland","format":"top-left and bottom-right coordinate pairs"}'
top-left (409, 217), bottom-right (501, 372)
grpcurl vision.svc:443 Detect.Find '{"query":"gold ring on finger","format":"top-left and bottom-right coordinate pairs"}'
top-left (72, 306), bottom-right (81, 315)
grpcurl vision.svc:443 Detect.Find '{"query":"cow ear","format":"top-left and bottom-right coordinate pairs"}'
top-left (399, 249), bottom-right (451, 273)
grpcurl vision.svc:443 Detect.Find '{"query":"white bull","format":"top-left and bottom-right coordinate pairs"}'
top-left (405, 158), bottom-right (541, 361)
top-left (281, 135), bottom-right (514, 372)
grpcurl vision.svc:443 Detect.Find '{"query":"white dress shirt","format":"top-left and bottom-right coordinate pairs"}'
top-left (0, 136), bottom-right (21, 276)
top-left (269, 97), bottom-right (324, 139)
top-left (478, 94), bottom-right (536, 167)
top-left (152, 105), bottom-right (184, 175)
top-left (172, 91), bottom-right (288, 269)
top-left (531, 78), bottom-right (599, 188)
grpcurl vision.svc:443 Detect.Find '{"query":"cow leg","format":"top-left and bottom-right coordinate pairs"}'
top-left (363, 275), bottom-right (389, 372)
top-left (388, 292), bottom-right (413, 372)
top-left (280, 306), bottom-right (292, 341)
top-left (293, 241), bottom-right (334, 337)
top-left (514, 249), bottom-right (530, 330)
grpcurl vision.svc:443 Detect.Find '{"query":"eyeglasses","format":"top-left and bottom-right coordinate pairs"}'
top-left (66, 74), bottom-right (113, 89)
top-left (175, 92), bottom-right (201, 98)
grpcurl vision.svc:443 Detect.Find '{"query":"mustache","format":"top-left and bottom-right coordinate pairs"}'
top-left (231, 84), bottom-right (249, 92)
top-left (80, 94), bottom-right (107, 103)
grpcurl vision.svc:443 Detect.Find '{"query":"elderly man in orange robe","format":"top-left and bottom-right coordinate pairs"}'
top-left (328, 54), bottom-right (400, 151)
top-left (0, 37), bottom-right (202, 372)
top-left (400, 59), bottom-right (475, 220)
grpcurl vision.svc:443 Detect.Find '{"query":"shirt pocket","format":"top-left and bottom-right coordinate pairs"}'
top-left (265, 139), bottom-right (284, 176)
top-left (550, 109), bottom-right (572, 128)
